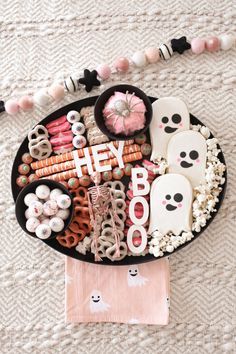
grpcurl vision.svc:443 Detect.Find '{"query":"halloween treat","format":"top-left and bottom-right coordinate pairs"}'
top-left (35, 184), bottom-right (50, 199)
top-left (150, 97), bottom-right (190, 161)
top-left (18, 163), bottom-right (30, 176)
top-left (28, 174), bottom-right (39, 183)
top-left (22, 153), bottom-right (33, 164)
top-left (148, 174), bottom-right (193, 236)
top-left (35, 224), bottom-right (52, 239)
top-left (16, 175), bottom-right (28, 187)
top-left (73, 135), bottom-right (87, 149)
top-left (167, 130), bottom-right (207, 188)
top-left (72, 122), bottom-right (85, 135)
top-left (66, 110), bottom-right (80, 124)
top-left (68, 177), bottom-right (80, 189)
top-left (79, 175), bottom-right (91, 187)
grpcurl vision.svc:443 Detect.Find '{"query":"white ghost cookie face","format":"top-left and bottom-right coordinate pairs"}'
top-left (127, 265), bottom-right (148, 287)
top-left (89, 290), bottom-right (110, 313)
top-left (148, 174), bottom-right (193, 236)
top-left (167, 131), bottom-right (207, 188)
top-left (150, 97), bottom-right (190, 160)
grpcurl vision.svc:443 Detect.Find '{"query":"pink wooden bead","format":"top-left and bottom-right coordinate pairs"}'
top-left (206, 36), bottom-right (220, 52)
top-left (5, 99), bottom-right (19, 115)
top-left (191, 38), bottom-right (205, 54)
top-left (145, 47), bottom-right (160, 63)
top-left (18, 95), bottom-right (34, 111)
top-left (48, 83), bottom-right (65, 101)
top-left (114, 57), bottom-right (129, 73)
top-left (96, 64), bottom-right (111, 80)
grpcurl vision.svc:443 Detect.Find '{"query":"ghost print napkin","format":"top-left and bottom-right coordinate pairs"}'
top-left (65, 257), bottom-right (170, 325)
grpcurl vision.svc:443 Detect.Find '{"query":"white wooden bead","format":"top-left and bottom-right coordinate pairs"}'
top-left (131, 51), bottom-right (147, 67)
top-left (64, 76), bottom-right (79, 93)
top-left (159, 43), bottom-right (173, 60)
top-left (33, 89), bottom-right (51, 106)
top-left (219, 34), bottom-right (235, 51)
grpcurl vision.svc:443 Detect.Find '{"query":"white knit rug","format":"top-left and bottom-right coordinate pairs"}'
top-left (0, 1), bottom-right (235, 353)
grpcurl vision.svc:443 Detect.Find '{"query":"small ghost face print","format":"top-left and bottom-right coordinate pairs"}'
top-left (167, 131), bottom-right (207, 187)
top-left (150, 97), bottom-right (190, 160)
top-left (127, 265), bottom-right (148, 287)
top-left (89, 290), bottom-right (110, 313)
top-left (148, 174), bottom-right (193, 236)
top-left (162, 193), bottom-right (183, 211)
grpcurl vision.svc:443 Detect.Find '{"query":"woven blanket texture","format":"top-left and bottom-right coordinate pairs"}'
top-left (0, 0), bottom-right (235, 353)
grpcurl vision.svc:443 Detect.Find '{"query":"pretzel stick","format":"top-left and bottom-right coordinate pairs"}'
top-left (35, 144), bottom-right (140, 177)
top-left (43, 151), bottom-right (143, 182)
top-left (31, 140), bottom-right (134, 170)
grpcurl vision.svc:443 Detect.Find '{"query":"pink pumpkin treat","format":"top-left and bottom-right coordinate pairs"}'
top-left (103, 91), bottom-right (146, 136)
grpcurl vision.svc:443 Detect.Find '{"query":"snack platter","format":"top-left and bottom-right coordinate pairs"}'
top-left (11, 89), bottom-right (227, 265)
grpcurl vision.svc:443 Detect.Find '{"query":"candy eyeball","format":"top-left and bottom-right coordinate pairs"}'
top-left (35, 224), bottom-right (51, 239)
top-left (56, 194), bottom-right (71, 209)
top-left (50, 188), bottom-right (63, 201)
top-left (35, 184), bottom-right (50, 199)
top-left (24, 193), bottom-right (38, 206)
top-left (43, 200), bottom-right (58, 216)
top-left (29, 201), bottom-right (43, 217)
top-left (56, 209), bottom-right (70, 220)
top-left (26, 217), bottom-right (40, 232)
top-left (73, 135), bottom-right (87, 148)
top-left (72, 122), bottom-right (85, 135)
top-left (67, 110), bottom-right (80, 124)
top-left (49, 217), bottom-right (64, 232)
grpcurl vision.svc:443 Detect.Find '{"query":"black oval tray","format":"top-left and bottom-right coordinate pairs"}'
top-left (11, 96), bottom-right (227, 265)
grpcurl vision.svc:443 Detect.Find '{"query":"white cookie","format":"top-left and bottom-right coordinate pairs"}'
top-left (167, 130), bottom-right (207, 187)
top-left (150, 97), bottom-right (190, 161)
top-left (148, 173), bottom-right (193, 236)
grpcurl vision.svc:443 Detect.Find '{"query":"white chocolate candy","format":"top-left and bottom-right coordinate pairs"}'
top-left (41, 218), bottom-right (50, 225)
top-left (56, 208), bottom-right (70, 220)
top-left (167, 131), bottom-right (207, 188)
top-left (24, 193), bottom-right (38, 206)
top-left (35, 224), bottom-right (51, 239)
top-left (67, 110), bottom-right (80, 123)
top-left (43, 200), bottom-right (58, 216)
top-left (26, 217), bottom-right (40, 232)
top-left (28, 201), bottom-right (43, 217)
top-left (49, 217), bottom-right (64, 232)
top-left (56, 194), bottom-right (71, 209)
top-left (148, 173), bottom-right (193, 236)
top-left (50, 188), bottom-right (63, 201)
top-left (150, 97), bottom-right (190, 161)
top-left (35, 184), bottom-right (50, 199)
top-left (25, 208), bottom-right (32, 219)
top-left (72, 122), bottom-right (85, 135)
top-left (73, 135), bottom-right (87, 148)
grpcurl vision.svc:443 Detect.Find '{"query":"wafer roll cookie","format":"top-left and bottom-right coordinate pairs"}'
top-left (43, 151), bottom-right (142, 182)
top-left (35, 144), bottom-right (140, 177)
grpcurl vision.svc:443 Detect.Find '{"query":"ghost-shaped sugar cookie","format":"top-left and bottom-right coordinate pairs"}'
top-left (167, 131), bottom-right (207, 188)
top-left (148, 174), bottom-right (193, 236)
top-left (89, 290), bottom-right (110, 313)
top-left (150, 97), bottom-right (190, 161)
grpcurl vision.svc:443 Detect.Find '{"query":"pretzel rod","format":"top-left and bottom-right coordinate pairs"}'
top-left (35, 144), bottom-right (140, 177)
top-left (43, 151), bottom-right (143, 182)
top-left (31, 139), bottom-right (134, 170)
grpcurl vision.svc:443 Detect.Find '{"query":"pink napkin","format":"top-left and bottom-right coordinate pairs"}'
top-left (65, 257), bottom-right (170, 325)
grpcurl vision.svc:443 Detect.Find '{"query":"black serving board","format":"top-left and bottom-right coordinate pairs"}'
top-left (11, 96), bottom-right (227, 265)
